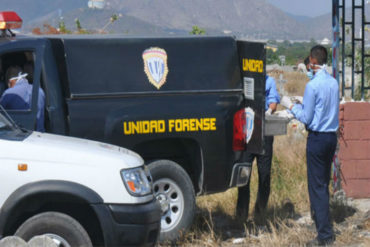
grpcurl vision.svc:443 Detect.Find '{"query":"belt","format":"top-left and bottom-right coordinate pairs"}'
top-left (308, 129), bottom-right (336, 135)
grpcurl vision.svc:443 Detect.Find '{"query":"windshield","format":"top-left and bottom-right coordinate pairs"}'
top-left (0, 110), bottom-right (30, 141)
top-left (0, 111), bottom-right (16, 131)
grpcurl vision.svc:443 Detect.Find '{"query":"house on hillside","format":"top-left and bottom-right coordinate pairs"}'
top-left (266, 44), bottom-right (278, 52)
top-left (321, 38), bottom-right (331, 45)
top-left (88, 0), bottom-right (105, 9)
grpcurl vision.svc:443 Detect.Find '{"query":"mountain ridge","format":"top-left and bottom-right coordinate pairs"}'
top-left (3, 0), bottom-right (333, 40)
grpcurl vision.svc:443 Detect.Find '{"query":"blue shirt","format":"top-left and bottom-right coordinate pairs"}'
top-left (265, 75), bottom-right (280, 111)
top-left (291, 69), bottom-right (339, 132)
top-left (0, 80), bottom-right (45, 132)
top-left (0, 80), bottom-right (31, 110)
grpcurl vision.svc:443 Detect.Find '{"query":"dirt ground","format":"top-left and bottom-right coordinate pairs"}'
top-left (175, 195), bottom-right (370, 247)
top-left (165, 71), bottom-right (370, 247)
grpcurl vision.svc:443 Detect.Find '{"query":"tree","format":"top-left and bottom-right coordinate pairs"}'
top-left (189, 26), bottom-right (206, 35)
top-left (32, 21), bottom-right (88, 35)
top-left (58, 20), bottom-right (71, 34)
top-left (74, 18), bottom-right (89, 34)
top-left (75, 18), bottom-right (82, 31)
top-left (32, 24), bottom-right (60, 35)
top-left (266, 49), bottom-right (279, 64)
top-left (101, 13), bottom-right (122, 33)
top-left (266, 41), bottom-right (317, 65)
top-left (353, 47), bottom-right (370, 100)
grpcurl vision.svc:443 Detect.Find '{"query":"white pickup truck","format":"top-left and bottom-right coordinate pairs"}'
top-left (0, 112), bottom-right (161, 247)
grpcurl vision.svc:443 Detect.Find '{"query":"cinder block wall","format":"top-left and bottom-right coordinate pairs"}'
top-left (339, 102), bottom-right (370, 198)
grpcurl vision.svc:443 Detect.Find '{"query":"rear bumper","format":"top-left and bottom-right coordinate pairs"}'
top-left (229, 162), bottom-right (252, 187)
top-left (92, 199), bottom-right (161, 247)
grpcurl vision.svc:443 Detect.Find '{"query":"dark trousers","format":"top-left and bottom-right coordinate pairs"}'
top-left (236, 136), bottom-right (274, 219)
top-left (307, 131), bottom-right (337, 241)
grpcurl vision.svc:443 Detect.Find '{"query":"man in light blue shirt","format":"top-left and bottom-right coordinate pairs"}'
top-left (0, 66), bottom-right (45, 132)
top-left (265, 75), bottom-right (281, 114)
top-left (290, 69), bottom-right (339, 133)
top-left (281, 45), bottom-right (338, 246)
top-left (237, 75), bottom-right (280, 220)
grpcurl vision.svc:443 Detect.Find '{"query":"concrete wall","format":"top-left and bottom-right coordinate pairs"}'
top-left (339, 102), bottom-right (370, 198)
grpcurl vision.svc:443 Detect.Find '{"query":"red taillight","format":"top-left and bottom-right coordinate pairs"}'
top-left (233, 108), bottom-right (247, 151)
top-left (0, 11), bottom-right (22, 30)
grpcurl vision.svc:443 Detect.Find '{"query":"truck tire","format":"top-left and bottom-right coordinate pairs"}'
top-left (148, 160), bottom-right (195, 243)
top-left (15, 212), bottom-right (92, 247)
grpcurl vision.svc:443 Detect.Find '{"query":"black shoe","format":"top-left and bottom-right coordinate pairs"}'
top-left (306, 236), bottom-right (335, 246)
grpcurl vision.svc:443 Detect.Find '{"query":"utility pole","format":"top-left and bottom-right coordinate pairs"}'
top-left (278, 73), bottom-right (286, 96)
top-left (279, 55), bottom-right (286, 67)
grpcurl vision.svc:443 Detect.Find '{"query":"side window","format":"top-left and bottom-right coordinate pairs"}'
top-left (0, 50), bottom-right (46, 132)
top-left (0, 51), bottom-right (35, 112)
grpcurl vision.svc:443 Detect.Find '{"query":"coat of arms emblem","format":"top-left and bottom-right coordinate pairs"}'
top-left (245, 107), bottom-right (255, 144)
top-left (142, 47), bottom-right (169, 89)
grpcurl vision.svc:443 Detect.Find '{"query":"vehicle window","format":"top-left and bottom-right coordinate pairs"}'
top-left (0, 110), bottom-right (31, 141)
top-left (0, 51), bottom-right (35, 112)
top-left (0, 111), bottom-right (15, 131)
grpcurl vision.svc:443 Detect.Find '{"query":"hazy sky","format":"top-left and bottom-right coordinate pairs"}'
top-left (267, 0), bottom-right (332, 17)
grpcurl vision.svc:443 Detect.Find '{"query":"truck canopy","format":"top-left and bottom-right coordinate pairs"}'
top-left (53, 36), bottom-right (242, 95)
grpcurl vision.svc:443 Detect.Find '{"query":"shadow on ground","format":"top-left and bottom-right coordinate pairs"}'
top-left (182, 198), bottom-right (359, 246)
top-left (188, 199), bottom-right (302, 242)
top-left (330, 201), bottom-right (356, 224)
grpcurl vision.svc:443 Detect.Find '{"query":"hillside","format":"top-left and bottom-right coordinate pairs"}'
top-left (2, 0), bottom-right (335, 40)
top-left (106, 0), bottom-right (310, 39)
top-left (26, 8), bottom-right (175, 35)
top-left (1, 0), bottom-right (86, 23)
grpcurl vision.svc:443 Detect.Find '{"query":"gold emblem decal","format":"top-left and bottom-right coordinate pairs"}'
top-left (142, 47), bottom-right (169, 89)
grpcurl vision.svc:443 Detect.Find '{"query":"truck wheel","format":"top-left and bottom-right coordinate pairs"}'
top-left (148, 160), bottom-right (195, 243)
top-left (15, 212), bottom-right (92, 247)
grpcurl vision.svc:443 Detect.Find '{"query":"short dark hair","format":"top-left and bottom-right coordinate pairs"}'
top-left (310, 45), bottom-right (328, 65)
top-left (5, 66), bottom-right (22, 83)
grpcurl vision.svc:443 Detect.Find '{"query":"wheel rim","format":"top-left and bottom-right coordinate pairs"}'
top-left (44, 233), bottom-right (71, 247)
top-left (153, 178), bottom-right (184, 232)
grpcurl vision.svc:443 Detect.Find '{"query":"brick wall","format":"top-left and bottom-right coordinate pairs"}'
top-left (339, 102), bottom-right (370, 198)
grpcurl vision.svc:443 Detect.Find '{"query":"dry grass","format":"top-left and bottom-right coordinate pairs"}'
top-left (163, 71), bottom-right (369, 246)
top-left (269, 71), bottom-right (308, 97)
top-left (282, 72), bottom-right (308, 96)
top-left (175, 128), bottom-right (313, 247)
top-left (174, 128), bottom-right (368, 246)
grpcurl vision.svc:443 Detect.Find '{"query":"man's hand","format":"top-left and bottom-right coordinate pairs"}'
top-left (280, 96), bottom-right (294, 110)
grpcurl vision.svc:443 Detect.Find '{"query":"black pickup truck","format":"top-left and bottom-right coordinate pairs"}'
top-left (0, 19), bottom-right (266, 242)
